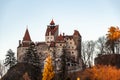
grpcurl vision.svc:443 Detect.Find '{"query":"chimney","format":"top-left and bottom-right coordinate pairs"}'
top-left (19, 40), bottom-right (21, 46)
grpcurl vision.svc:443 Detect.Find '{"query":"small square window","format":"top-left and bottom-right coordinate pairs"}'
top-left (72, 52), bottom-right (74, 54)
top-left (60, 44), bottom-right (62, 46)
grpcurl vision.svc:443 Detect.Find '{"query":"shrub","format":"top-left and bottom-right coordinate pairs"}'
top-left (81, 65), bottom-right (120, 80)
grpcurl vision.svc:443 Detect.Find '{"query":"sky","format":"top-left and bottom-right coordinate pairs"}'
top-left (0, 0), bottom-right (120, 60)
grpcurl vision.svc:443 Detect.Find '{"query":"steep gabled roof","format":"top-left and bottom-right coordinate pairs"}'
top-left (50, 19), bottom-right (55, 25)
top-left (56, 34), bottom-right (64, 42)
top-left (45, 25), bottom-right (58, 36)
top-left (23, 28), bottom-right (31, 41)
top-left (45, 19), bottom-right (58, 36)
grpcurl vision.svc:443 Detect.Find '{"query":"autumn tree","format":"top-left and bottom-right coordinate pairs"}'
top-left (81, 65), bottom-right (120, 80)
top-left (106, 26), bottom-right (120, 54)
top-left (4, 49), bottom-right (17, 68)
top-left (23, 42), bottom-right (40, 66)
top-left (42, 54), bottom-right (54, 80)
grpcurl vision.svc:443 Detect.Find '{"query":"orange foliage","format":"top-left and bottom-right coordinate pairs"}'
top-left (107, 26), bottom-right (120, 41)
top-left (81, 65), bottom-right (120, 80)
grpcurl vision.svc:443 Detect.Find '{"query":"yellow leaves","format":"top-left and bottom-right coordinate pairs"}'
top-left (107, 26), bottom-right (120, 41)
top-left (42, 54), bottom-right (54, 80)
top-left (77, 77), bottom-right (80, 80)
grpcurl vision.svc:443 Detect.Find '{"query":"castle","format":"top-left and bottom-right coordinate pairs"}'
top-left (17, 19), bottom-right (82, 70)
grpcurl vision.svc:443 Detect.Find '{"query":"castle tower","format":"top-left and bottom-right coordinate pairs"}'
top-left (55, 34), bottom-right (66, 57)
top-left (45, 19), bottom-right (59, 45)
top-left (73, 30), bottom-right (82, 62)
top-left (22, 27), bottom-right (32, 46)
top-left (17, 27), bottom-right (32, 61)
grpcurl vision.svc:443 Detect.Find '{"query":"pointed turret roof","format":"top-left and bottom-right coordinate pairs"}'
top-left (50, 19), bottom-right (55, 25)
top-left (23, 28), bottom-right (31, 41)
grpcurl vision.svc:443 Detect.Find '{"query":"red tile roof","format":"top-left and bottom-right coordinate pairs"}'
top-left (50, 19), bottom-right (55, 25)
top-left (45, 19), bottom-right (59, 36)
top-left (56, 34), bottom-right (64, 42)
top-left (45, 26), bottom-right (58, 36)
top-left (23, 28), bottom-right (31, 41)
top-left (50, 41), bottom-right (56, 47)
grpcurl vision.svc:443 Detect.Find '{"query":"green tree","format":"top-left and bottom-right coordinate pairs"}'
top-left (4, 49), bottom-right (17, 68)
top-left (42, 54), bottom-right (54, 80)
top-left (60, 47), bottom-right (67, 80)
top-left (23, 42), bottom-right (40, 66)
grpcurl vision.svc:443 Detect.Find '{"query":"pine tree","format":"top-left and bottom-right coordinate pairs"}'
top-left (42, 54), bottom-right (54, 80)
top-left (4, 49), bottom-right (17, 68)
top-left (23, 42), bottom-right (40, 66)
top-left (60, 47), bottom-right (67, 80)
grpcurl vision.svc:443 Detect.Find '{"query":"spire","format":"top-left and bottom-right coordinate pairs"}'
top-left (23, 27), bottom-right (31, 41)
top-left (50, 19), bottom-right (55, 25)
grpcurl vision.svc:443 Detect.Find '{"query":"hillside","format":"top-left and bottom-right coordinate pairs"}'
top-left (1, 63), bottom-right (41, 80)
